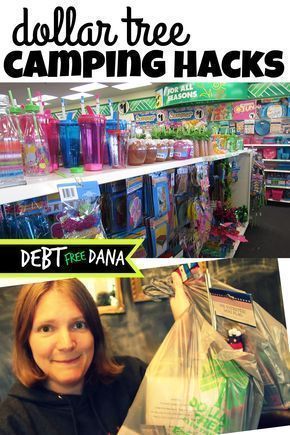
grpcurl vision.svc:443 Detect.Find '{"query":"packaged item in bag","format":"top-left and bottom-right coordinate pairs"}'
top-left (120, 292), bottom-right (264, 434)
top-left (184, 278), bottom-right (290, 412)
top-left (55, 180), bottom-right (105, 239)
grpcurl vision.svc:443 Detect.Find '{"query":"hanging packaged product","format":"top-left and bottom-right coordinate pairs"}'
top-left (55, 180), bottom-right (105, 239)
top-left (175, 194), bottom-right (189, 228)
top-left (116, 226), bottom-right (148, 258)
top-left (151, 172), bottom-right (171, 218)
top-left (183, 277), bottom-right (290, 413)
top-left (100, 180), bottom-right (127, 236)
top-left (119, 292), bottom-right (264, 434)
top-left (100, 177), bottom-right (143, 236)
top-left (0, 94), bottom-right (26, 188)
top-left (175, 167), bottom-right (189, 194)
top-left (143, 171), bottom-right (171, 219)
top-left (146, 214), bottom-right (170, 258)
top-left (166, 168), bottom-right (175, 239)
top-left (2, 196), bottom-right (51, 239)
top-left (126, 176), bottom-right (143, 231)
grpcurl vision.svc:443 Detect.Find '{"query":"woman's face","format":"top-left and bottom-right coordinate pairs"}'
top-left (29, 289), bottom-right (94, 394)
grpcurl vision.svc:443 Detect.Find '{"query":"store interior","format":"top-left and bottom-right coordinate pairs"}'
top-left (0, 259), bottom-right (289, 429)
top-left (0, 82), bottom-right (289, 258)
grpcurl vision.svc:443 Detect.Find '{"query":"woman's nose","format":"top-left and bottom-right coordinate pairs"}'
top-left (56, 329), bottom-right (76, 351)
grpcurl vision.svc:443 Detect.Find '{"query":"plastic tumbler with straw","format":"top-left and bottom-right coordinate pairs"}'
top-left (107, 111), bottom-right (128, 169)
top-left (22, 88), bottom-right (50, 176)
top-left (0, 93), bottom-right (26, 188)
top-left (37, 108), bottom-right (60, 172)
top-left (59, 110), bottom-right (81, 169)
top-left (78, 105), bottom-right (106, 171)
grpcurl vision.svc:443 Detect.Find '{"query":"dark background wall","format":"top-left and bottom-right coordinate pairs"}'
top-left (0, 258), bottom-right (287, 401)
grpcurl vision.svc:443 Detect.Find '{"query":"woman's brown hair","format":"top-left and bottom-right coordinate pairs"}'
top-left (13, 278), bottom-right (123, 387)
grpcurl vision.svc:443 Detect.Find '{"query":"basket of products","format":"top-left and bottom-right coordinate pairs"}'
top-left (262, 148), bottom-right (277, 159)
top-left (271, 189), bottom-right (284, 201)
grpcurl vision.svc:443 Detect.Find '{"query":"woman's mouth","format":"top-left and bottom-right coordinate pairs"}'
top-left (53, 356), bottom-right (81, 364)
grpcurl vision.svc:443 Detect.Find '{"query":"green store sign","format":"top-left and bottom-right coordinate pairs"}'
top-left (156, 83), bottom-right (249, 108)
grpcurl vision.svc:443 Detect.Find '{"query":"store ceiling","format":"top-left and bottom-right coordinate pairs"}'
top-left (0, 82), bottom-right (163, 109)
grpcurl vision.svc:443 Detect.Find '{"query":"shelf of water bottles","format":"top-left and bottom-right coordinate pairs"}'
top-left (0, 93), bottom-right (247, 205)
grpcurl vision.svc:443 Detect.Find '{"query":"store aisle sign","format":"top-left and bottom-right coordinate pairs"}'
top-left (233, 100), bottom-right (257, 120)
top-left (118, 101), bottom-right (130, 115)
top-left (134, 110), bottom-right (167, 124)
top-left (0, 240), bottom-right (143, 277)
top-left (156, 83), bottom-right (249, 107)
top-left (209, 287), bottom-right (256, 327)
top-left (167, 106), bottom-right (206, 122)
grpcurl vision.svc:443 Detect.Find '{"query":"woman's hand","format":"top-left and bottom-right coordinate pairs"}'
top-left (169, 272), bottom-right (190, 320)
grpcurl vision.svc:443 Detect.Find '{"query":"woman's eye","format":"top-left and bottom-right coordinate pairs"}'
top-left (39, 325), bottom-right (53, 333)
top-left (73, 320), bottom-right (87, 330)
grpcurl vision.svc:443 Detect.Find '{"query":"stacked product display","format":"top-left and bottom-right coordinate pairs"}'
top-left (5, 84), bottom-right (281, 257)
top-left (245, 136), bottom-right (290, 204)
top-left (208, 97), bottom-right (290, 204)
top-left (0, 153), bottom-right (250, 258)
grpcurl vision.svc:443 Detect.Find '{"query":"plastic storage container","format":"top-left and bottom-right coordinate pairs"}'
top-left (127, 138), bottom-right (147, 166)
top-left (167, 139), bottom-right (174, 160)
top-left (173, 140), bottom-right (190, 160)
top-left (144, 139), bottom-right (157, 164)
top-left (156, 140), bottom-right (169, 161)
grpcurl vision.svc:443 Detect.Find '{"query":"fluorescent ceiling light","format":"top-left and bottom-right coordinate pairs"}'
top-left (30, 95), bottom-right (58, 102)
top-left (111, 82), bottom-right (152, 91)
top-left (61, 93), bottom-right (94, 101)
top-left (70, 83), bottom-right (108, 92)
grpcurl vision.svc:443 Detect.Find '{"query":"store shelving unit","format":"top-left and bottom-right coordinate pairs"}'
top-left (0, 150), bottom-right (251, 206)
top-left (225, 223), bottom-right (249, 259)
top-left (244, 143), bottom-right (290, 204)
top-left (0, 149), bottom-right (253, 258)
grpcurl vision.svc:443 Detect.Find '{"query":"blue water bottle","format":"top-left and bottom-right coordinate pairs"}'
top-left (59, 112), bottom-right (81, 168)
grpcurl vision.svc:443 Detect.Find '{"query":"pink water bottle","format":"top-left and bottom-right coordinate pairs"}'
top-left (22, 102), bottom-right (50, 176)
top-left (0, 94), bottom-right (25, 187)
top-left (38, 110), bottom-right (60, 172)
top-left (78, 106), bottom-right (106, 171)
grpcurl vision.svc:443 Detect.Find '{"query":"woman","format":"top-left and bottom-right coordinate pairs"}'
top-left (0, 279), bottom-right (147, 435)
